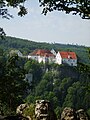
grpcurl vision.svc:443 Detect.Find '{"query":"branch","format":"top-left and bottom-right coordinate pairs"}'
top-left (40, 0), bottom-right (90, 19)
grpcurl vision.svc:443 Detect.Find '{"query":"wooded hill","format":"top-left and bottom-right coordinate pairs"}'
top-left (0, 36), bottom-right (90, 65)
top-left (0, 36), bottom-right (90, 119)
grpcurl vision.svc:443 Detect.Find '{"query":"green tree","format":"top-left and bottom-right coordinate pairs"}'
top-left (35, 79), bottom-right (48, 97)
top-left (23, 103), bottom-right (35, 120)
top-left (0, 28), bottom-right (6, 38)
top-left (40, 0), bottom-right (90, 19)
top-left (0, 0), bottom-right (90, 20)
top-left (62, 81), bottom-right (81, 109)
top-left (24, 60), bottom-right (43, 84)
top-left (0, 54), bottom-right (28, 115)
top-left (0, 0), bottom-right (90, 37)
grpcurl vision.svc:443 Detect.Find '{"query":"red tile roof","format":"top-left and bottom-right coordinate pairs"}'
top-left (59, 52), bottom-right (77, 59)
top-left (31, 49), bottom-right (55, 57)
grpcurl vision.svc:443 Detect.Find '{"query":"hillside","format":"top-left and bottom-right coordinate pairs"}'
top-left (0, 36), bottom-right (89, 64)
top-left (0, 36), bottom-right (90, 118)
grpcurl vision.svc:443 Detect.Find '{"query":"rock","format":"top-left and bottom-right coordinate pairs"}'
top-left (16, 104), bottom-right (28, 115)
top-left (1, 101), bottom-right (89, 120)
top-left (76, 109), bottom-right (89, 120)
top-left (61, 108), bottom-right (89, 120)
top-left (16, 104), bottom-right (31, 120)
top-left (0, 115), bottom-right (5, 120)
top-left (61, 107), bottom-right (77, 120)
top-left (35, 100), bottom-right (57, 120)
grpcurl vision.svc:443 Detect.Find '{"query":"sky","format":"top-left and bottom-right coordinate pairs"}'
top-left (1, 0), bottom-right (90, 47)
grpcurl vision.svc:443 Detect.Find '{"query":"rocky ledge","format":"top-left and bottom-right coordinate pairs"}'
top-left (0, 100), bottom-right (89, 120)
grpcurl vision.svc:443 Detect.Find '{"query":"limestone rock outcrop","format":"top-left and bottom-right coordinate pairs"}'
top-left (61, 107), bottom-right (89, 120)
top-left (16, 104), bottom-right (28, 115)
top-left (16, 104), bottom-right (31, 120)
top-left (76, 109), bottom-right (89, 120)
top-left (61, 107), bottom-right (77, 120)
top-left (35, 100), bottom-right (57, 120)
top-left (0, 101), bottom-right (89, 120)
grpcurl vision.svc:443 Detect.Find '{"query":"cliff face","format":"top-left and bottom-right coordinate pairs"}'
top-left (0, 100), bottom-right (89, 120)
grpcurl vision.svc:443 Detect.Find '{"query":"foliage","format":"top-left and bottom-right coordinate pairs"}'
top-left (39, 0), bottom-right (90, 19)
top-left (0, 43), bottom-right (90, 118)
top-left (0, 0), bottom-right (27, 19)
top-left (0, 0), bottom-right (90, 38)
top-left (0, 28), bottom-right (6, 38)
top-left (0, 54), bottom-right (28, 115)
top-left (0, 36), bottom-right (89, 65)
top-left (24, 59), bottom-right (43, 85)
top-left (25, 62), bottom-right (90, 118)
top-left (23, 103), bottom-right (35, 119)
top-left (0, 0), bottom-right (90, 19)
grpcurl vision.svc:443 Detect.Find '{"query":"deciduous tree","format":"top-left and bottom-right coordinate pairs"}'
top-left (0, 0), bottom-right (90, 37)
top-left (0, 54), bottom-right (28, 114)
top-left (0, 0), bottom-right (90, 19)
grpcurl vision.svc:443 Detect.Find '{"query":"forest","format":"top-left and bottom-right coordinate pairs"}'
top-left (0, 36), bottom-right (90, 65)
top-left (0, 36), bottom-right (90, 119)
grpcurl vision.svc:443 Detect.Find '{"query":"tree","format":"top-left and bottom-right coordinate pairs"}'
top-left (0, 28), bottom-right (6, 38)
top-left (0, 54), bottom-right (28, 115)
top-left (0, 0), bottom-right (90, 19)
top-left (0, 0), bottom-right (90, 37)
top-left (39, 0), bottom-right (90, 19)
top-left (24, 60), bottom-right (43, 86)
top-left (0, 0), bottom-right (27, 37)
top-left (0, 0), bottom-right (27, 18)
top-left (62, 81), bottom-right (81, 109)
